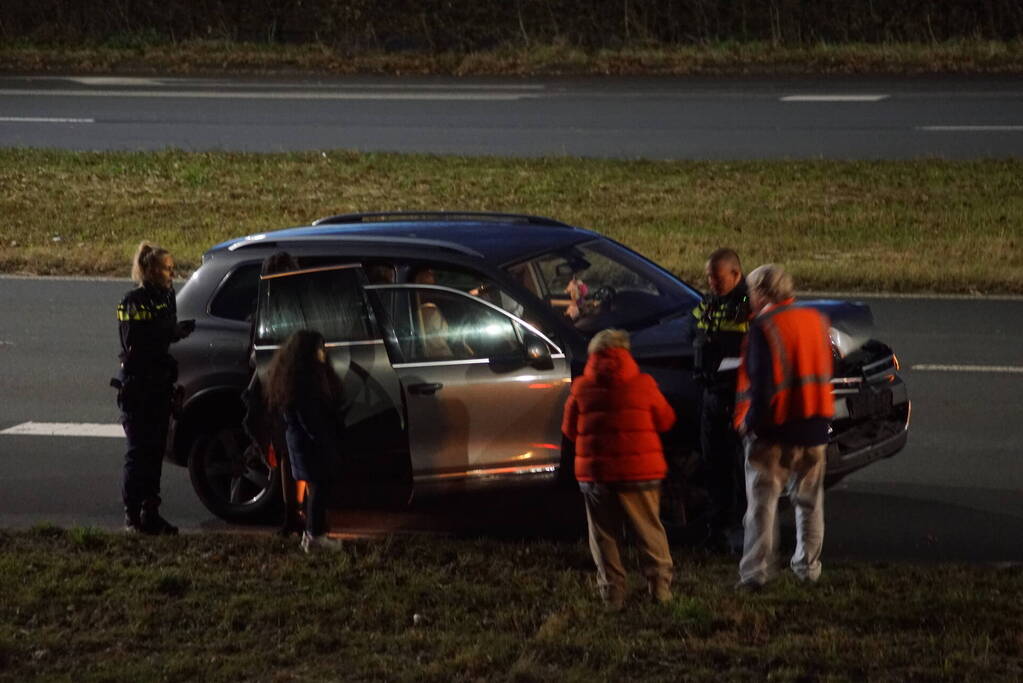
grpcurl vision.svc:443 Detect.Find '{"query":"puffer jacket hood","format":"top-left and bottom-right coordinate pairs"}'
top-left (583, 346), bottom-right (640, 385)
top-left (562, 347), bottom-right (676, 483)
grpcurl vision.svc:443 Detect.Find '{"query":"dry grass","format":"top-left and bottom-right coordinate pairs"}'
top-left (1, 40), bottom-right (1022, 76)
top-left (1, 150), bottom-right (1021, 293)
top-left (0, 527), bottom-right (1021, 681)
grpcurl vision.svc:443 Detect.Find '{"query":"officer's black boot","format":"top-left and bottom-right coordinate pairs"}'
top-left (140, 499), bottom-right (178, 536)
top-left (124, 505), bottom-right (143, 533)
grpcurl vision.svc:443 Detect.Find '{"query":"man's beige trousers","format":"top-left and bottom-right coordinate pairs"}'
top-left (739, 438), bottom-right (826, 585)
top-left (581, 484), bottom-right (674, 602)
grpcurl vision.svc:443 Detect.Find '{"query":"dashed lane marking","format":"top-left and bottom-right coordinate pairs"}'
top-left (911, 364), bottom-right (1023, 374)
top-left (781, 94), bottom-right (889, 102)
top-left (0, 116), bottom-right (94, 123)
top-left (0, 422), bottom-right (123, 437)
top-left (0, 89), bottom-right (535, 101)
top-left (917, 125), bottom-right (1023, 132)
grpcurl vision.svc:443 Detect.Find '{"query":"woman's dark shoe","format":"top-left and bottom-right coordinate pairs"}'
top-left (140, 501), bottom-right (179, 535)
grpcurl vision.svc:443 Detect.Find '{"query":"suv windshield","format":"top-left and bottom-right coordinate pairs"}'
top-left (514, 239), bottom-right (695, 333)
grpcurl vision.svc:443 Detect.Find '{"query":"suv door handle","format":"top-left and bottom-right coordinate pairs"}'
top-left (407, 382), bottom-right (443, 396)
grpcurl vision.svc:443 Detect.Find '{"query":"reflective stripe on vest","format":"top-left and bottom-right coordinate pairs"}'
top-left (117, 303), bottom-right (160, 321)
top-left (694, 300), bottom-right (750, 334)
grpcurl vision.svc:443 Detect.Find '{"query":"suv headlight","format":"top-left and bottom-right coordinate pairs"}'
top-left (829, 326), bottom-right (865, 358)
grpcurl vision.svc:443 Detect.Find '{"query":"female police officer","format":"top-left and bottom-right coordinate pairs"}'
top-left (115, 241), bottom-right (194, 534)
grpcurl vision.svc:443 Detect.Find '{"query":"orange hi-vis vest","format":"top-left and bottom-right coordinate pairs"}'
top-left (733, 298), bottom-right (834, 431)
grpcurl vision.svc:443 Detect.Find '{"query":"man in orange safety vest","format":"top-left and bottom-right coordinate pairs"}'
top-left (733, 264), bottom-right (834, 590)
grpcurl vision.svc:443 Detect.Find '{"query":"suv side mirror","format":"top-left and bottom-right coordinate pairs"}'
top-left (523, 333), bottom-right (554, 371)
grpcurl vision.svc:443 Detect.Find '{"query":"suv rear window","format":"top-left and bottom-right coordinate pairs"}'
top-left (256, 267), bottom-right (377, 345)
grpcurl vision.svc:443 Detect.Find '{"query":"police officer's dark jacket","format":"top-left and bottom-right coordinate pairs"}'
top-left (692, 279), bottom-right (750, 392)
top-left (117, 283), bottom-right (181, 382)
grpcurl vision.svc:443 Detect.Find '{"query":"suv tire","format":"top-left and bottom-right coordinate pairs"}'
top-left (187, 424), bottom-right (281, 524)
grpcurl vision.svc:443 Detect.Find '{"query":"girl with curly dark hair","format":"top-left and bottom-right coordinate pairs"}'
top-left (266, 329), bottom-right (346, 552)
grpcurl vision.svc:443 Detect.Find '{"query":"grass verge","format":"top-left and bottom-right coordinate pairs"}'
top-left (0, 527), bottom-right (1020, 681)
top-left (1, 150), bottom-right (1021, 294)
top-left (2, 40), bottom-right (1023, 76)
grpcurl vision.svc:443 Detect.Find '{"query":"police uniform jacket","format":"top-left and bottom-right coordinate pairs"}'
top-left (117, 283), bottom-right (181, 390)
top-left (692, 280), bottom-right (750, 393)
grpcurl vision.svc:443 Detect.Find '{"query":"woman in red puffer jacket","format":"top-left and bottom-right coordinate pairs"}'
top-left (562, 329), bottom-right (676, 609)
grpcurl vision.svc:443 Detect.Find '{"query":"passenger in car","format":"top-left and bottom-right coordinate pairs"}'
top-left (562, 329), bottom-right (677, 609)
top-left (265, 329), bottom-right (347, 553)
top-left (242, 251), bottom-right (303, 536)
top-left (411, 266), bottom-right (456, 359)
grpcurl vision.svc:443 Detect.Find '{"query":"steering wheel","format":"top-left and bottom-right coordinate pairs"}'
top-left (591, 286), bottom-right (617, 309)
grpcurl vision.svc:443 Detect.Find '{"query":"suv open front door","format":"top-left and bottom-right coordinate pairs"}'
top-left (254, 264), bottom-right (410, 505)
top-left (365, 284), bottom-right (572, 489)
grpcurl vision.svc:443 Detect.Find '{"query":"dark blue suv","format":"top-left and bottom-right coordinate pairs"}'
top-left (167, 212), bottom-right (909, 524)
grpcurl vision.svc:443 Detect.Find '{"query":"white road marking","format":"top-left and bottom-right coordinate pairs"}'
top-left (911, 364), bottom-right (1023, 374)
top-left (0, 422), bottom-right (123, 437)
top-left (61, 77), bottom-right (544, 92)
top-left (917, 125), bottom-right (1023, 132)
top-left (781, 94), bottom-right (889, 102)
top-left (0, 274), bottom-right (132, 283)
top-left (69, 77), bottom-right (163, 86)
top-left (0, 88), bottom-right (534, 101)
top-left (0, 116), bottom-right (94, 123)
top-left (801, 290), bottom-right (1023, 302)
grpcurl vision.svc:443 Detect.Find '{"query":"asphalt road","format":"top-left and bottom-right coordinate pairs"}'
top-left (1, 276), bottom-right (1021, 562)
top-left (1, 75), bottom-right (1022, 159)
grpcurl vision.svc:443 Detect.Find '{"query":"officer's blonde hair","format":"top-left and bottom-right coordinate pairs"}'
top-left (746, 263), bottom-right (795, 304)
top-left (588, 328), bottom-right (630, 355)
top-left (131, 240), bottom-right (170, 285)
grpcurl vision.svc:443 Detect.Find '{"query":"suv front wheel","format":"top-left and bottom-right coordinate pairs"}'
top-left (188, 425), bottom-right (281, 524)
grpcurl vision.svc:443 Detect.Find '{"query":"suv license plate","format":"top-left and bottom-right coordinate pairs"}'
top-left (849, 391), bottom-right (893, 419)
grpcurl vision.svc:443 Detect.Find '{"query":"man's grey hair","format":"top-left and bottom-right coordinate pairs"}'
top-left (746, 263), bottom-right (795, 303)
top-left (588, 328), bottom-right (631, 355)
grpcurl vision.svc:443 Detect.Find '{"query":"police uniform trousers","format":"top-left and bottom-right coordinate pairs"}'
top-left (120, 379), bottom-right (172, 511)
top-left (700, 387), bottom-right (746, 532)
top-left (739, 437), bottom-right (826, 586)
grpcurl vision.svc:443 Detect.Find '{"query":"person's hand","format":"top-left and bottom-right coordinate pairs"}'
top-left (177, 319), bottom-right (196, 338)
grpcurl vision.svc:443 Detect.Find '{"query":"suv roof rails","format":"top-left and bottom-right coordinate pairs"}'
top-left (225, 234), bottom-right (485, 258)
top-left (311, 211), bottom-right (574, 228)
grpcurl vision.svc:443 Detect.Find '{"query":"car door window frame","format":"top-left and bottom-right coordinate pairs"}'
top-left (365, 283), bottom-right (564, 368)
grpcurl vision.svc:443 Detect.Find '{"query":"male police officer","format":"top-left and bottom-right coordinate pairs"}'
top-left (692, 248), bottom-right (750, 552)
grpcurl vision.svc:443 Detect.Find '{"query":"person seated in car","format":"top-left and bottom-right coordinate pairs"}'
top-left (411, 266), bottom-right (457, 360)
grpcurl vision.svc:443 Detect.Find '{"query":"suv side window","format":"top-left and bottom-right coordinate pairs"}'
top-left (405, 262), bottom-right (558, 342)
top-left (375, 288), bottom-right (520, 363)
top-left (208, 262), bottom-right (262, 321)
top-left (256, 267), bottom-right (376, 346)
